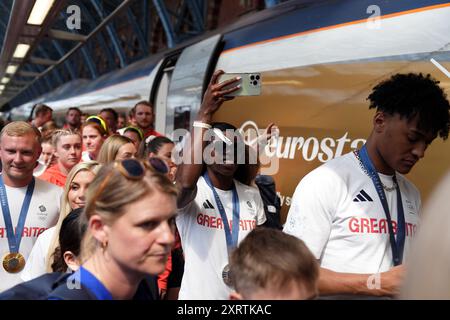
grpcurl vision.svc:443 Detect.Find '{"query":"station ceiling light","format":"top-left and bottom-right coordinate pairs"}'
top-left (27, 0), bottom-right (56, 25)
top-left (5, 65), bottom-right (18, 75)
top-left (13, 44), bottom-right (31, 59)
top-left (1, 78), bottom-right (10, 84)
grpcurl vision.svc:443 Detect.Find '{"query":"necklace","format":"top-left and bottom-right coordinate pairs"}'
top-left (353, 150), bottom-right (397, 192)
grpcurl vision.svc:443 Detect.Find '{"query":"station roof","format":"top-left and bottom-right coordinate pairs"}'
top-left (0, 0), bottom-right (284, 114)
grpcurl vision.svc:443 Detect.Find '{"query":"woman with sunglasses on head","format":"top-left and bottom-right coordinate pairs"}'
top-left (138, 135), bottom-right (183, 299)
top-left (97, 135), bottom-right (137, 164)
top-left (81, 116), bottom-right (108, 161)
top-left (22, 161), bottom-right (101, 281)
top-left (175, 70), bottom-right (266, 300)
top-left (48, 159), bottom-right (177, 300)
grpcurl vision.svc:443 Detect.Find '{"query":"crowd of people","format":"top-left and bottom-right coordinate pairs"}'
top-left (0, 70), bottom-right (449, 300)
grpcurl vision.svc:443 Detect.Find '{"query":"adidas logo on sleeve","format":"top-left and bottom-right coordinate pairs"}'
top-left (202, 200), bottom-right (215, 209)
top-left (353, 189), bottom-right (373, 202)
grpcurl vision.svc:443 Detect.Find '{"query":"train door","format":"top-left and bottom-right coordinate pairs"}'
top-left (163, 34), bottom-right (222, 135)
top-left (151, 54), bottom-right (179, 135)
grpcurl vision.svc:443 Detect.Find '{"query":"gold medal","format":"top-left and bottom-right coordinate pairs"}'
top-left (2, 252), bottom-right (25, 273)
top-left (222, 264), bottom-right (232, 287)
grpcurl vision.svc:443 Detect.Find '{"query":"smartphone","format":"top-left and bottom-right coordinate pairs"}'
top-left (218, 73), bottom-right (262, 96)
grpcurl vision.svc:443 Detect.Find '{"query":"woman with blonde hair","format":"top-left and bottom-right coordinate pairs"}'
top-left (48, 158), bottom-right (177, 299)
top-left (21, 161), bottom-right (101, 281)
top-left (97, 134), bottom-right (137, 164)
top-left (138, 136), bottom-right (182, 299)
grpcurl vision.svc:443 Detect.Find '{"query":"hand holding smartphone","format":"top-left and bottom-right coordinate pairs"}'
top-left (218, 73), bottom-right (262, 97)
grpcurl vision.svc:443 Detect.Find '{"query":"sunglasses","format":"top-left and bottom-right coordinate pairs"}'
top-left (148, 157), bottom-right (170, 175)
top-left (89, 158), bottom-right (170, 211)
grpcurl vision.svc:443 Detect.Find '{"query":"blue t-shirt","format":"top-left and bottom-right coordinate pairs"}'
top-left (48, 266), bottom-right (112, 300)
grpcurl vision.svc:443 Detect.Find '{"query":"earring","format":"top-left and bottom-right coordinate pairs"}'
top-left (101, 239), bottom-right (108, 251)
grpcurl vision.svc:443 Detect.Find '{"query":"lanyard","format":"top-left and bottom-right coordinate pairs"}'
top-left (0, 175), bottom-right (35, 254)
top-left (203, 172), bottom-right (240, 257)
top-left (358, 145), bottom-right (405, 265)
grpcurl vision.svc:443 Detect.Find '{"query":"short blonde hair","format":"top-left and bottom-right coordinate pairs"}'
top-left (97, 134), bottom-right (134, 164)
top-left (51, 129), bottom-right (82, 149)
top-left (0, 121), bottom-right (42, 144)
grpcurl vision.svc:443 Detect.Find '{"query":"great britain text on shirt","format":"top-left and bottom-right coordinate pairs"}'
top-left (0, 227), bottom-right (48, 238)
top-left (348, 217), bottom-right (417, 236)
top-left (196, 213), bottom-right (257, 231)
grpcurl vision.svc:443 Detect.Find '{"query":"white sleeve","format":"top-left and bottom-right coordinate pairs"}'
top-left (21, 230), bottom-right (51, 281)
top-left (283, 167), bottom-right (342, 259)
top-left (176, 199), bottom-right (198, 241)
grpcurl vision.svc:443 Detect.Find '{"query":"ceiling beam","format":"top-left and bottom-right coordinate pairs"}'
top-left (0, 1), bottom-right (35, 85)
top-left (0, 0), bottom-right (68, 109)
top-left (10, 79), bottom-right (31, 86)
top-left (3, 0), bottom-right (134, 106)
top-left (29, 56), bottom-right (58, 66)
top-left (47, 29), bottom-right (88, 42)
top-left (6, 83), bottom-right (27, 89)
top-left (18, 70), bottom-right (41, 78)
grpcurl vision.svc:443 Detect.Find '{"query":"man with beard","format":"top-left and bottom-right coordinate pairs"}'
top-left (64, 108), bottom-right (82, 132)
top-left (130, 101), bottom-right (161, 138)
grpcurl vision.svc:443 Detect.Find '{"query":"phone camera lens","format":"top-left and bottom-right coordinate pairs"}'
top-left (256, 75), bottom-right (260, 80)
top-left (253, 81), bottom-right (258, 86)
top-left (250, 75), bottom-right (255, 80)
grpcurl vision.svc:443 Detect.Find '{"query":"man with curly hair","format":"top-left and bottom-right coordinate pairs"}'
top-left (284, 73), bottom-right (450, 298)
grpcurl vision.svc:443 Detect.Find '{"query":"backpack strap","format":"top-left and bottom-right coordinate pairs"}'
top-left (255, 175), bottom-right (282, 230)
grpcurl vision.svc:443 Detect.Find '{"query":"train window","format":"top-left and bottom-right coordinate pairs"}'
top-left (164, 34), bottom-right (223, 134)
top-left (152, 54), bottom-right (180, 135)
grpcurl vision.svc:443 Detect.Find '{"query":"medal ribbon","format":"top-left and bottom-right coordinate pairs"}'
top-left (0, 175), bottom-right (35, 255)
top-left (203, 172), bottom-right (240, 258)
top-left (358, 145), bottom-right (406, 265)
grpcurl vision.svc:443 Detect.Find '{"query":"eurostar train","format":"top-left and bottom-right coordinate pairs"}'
top-left (11, 0), bottom-right (450, 221)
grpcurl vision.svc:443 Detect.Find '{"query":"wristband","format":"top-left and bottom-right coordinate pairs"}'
top-left (193, 121), bottom-right (212, 129)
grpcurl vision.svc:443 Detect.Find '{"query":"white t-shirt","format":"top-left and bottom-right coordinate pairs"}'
top-left (20, 226), bottom-right (55, 281)
top-left (0, 177), bottom-right (62, 292)
top-left (176, 176), bottom-right (266, 300)
top-left (283, 152), bottom-right (420, 274)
